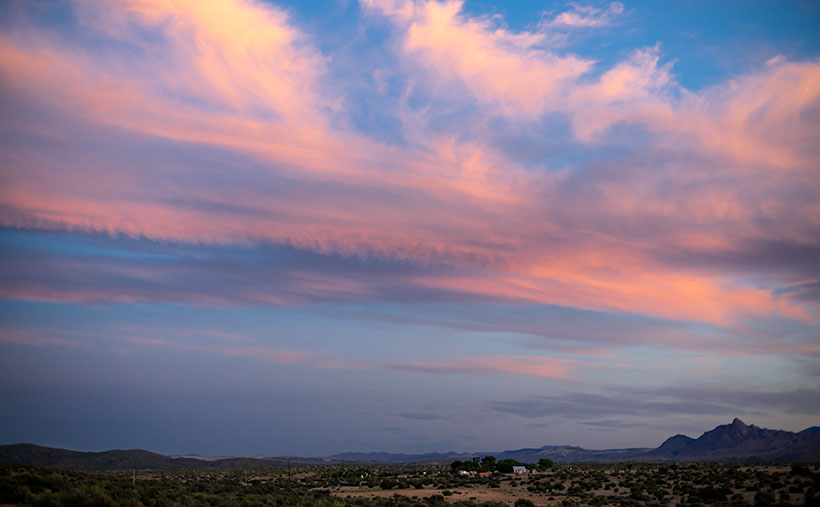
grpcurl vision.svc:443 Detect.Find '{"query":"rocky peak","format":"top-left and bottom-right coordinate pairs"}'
top-left (727, 418), bottom-right (751, 437)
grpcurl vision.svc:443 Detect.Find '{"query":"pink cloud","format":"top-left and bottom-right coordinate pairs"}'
top-left (661, 58), bottom-right (820, 171)
top-left (77, 0), bottom-right (330, 121)
top-left (0, 0), bottom-right (818, 331)
top-left (365, 0), bottom-right (593, 116)
top-left (367, 1), bottom-right (819, 175)
top-left (409, 267), bottom-right (791, 325)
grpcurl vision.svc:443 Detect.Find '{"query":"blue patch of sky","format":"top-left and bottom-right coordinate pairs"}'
top-left (271, 0), bottom-right (364, 52)
top-left (341, 82), bottom-right (409, 146)
top-left (458, 0), bottom-right (820, 90)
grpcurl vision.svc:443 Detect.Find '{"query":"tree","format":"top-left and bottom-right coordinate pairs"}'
top-left (481, 456), bottom-right (497, 471)
top-left (495, 459), bottom-right (524, 474)
top-left (538, 458), bottom-right (555, 470)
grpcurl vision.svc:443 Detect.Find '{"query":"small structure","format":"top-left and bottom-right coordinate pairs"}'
top-left (512, 466), bottom-right (527, 474)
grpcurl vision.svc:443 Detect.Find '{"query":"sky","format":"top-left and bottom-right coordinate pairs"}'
top-left (0, 0), bottom-right (819, 456)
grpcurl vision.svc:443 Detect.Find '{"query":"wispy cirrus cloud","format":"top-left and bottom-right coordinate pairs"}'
top-left (488, 386), bottom-right (820, 420)
top-left (544, 2), bottom-right (625, 28)
top-left (363, 0), bottom-right (594, 116)
top-left (4, 229), bottom-right (817, 361)
top-left (488, 392), bottom-right (734, 419)
top-left (1, 0), bottom-right (818, 332)
top-left (388, 355), bottom-right (583, 380)
top-left (1, 0), bottom-right (819, 455)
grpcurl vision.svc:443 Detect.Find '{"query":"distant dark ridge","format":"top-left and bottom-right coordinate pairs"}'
top-left (333, 419), bottom-right (820, 464)
top-left (646, 418), bottom-right (820, 462)
top-left (3, 419), bottom-right (819, 469)
top-left (0, 444), bottom-right (288, 470)
top-left (333, 420), bottom-right (820, 464)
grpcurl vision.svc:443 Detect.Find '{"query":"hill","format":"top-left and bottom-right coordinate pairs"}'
top-left (647, 418), bottom-right (820, 461)
top-left (0, 444), bottom-right (287, 470)
top-left (333, 419), bottom-right (820, 464)
top-left (3, 418), bottom-right (818, 469)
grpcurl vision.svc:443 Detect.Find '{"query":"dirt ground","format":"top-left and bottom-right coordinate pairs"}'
top-left (333, 483), bottom-right (555, 505)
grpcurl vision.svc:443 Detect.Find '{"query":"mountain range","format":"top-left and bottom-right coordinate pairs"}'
top-left (645, 418), bottom-right (820, 462)
top-left (0, 443), bottom-right (291, 470)
top-left (2, 419), bottom-right (818, 470)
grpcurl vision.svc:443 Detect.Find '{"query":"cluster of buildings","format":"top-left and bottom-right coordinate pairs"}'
top-left (456, 466), bottom-right (530, 476)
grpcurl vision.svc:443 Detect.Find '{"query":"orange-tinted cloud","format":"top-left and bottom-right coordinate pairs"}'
top-left (127, 336), bottom-right (581, 380)
top-left (365, 0), bottom-right (593, 116)
top-left (1, 0), bottom-right (818, 333)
